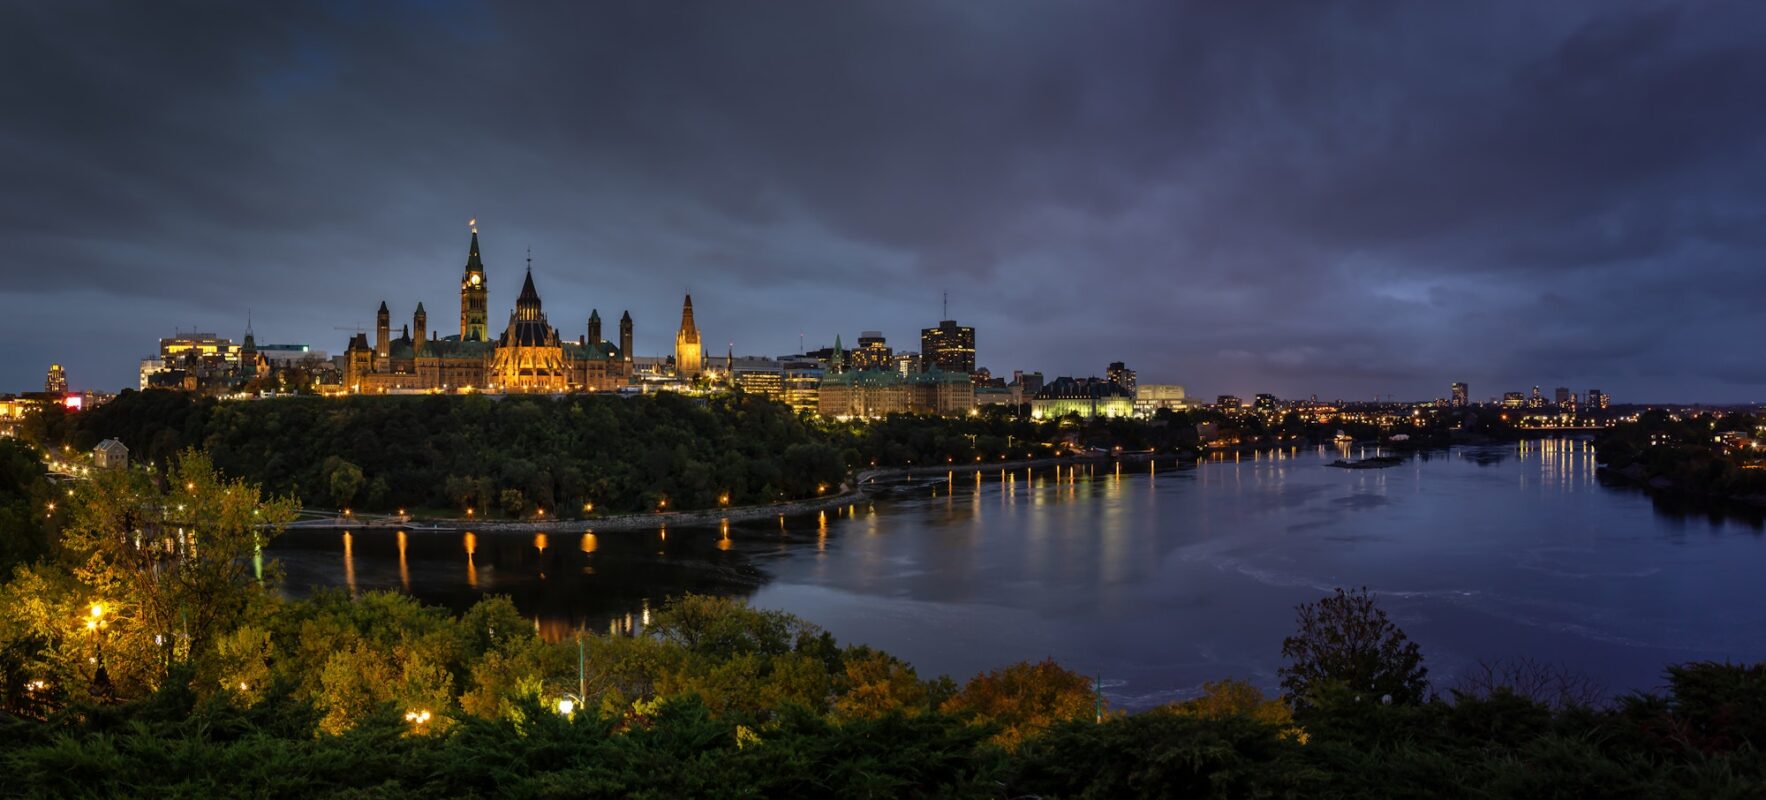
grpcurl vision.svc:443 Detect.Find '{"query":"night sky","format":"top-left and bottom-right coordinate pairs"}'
top-left (8, 2), bottom-right (1766, 402)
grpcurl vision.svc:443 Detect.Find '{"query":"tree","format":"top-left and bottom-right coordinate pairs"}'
top-left (60, 449), bottom-right (297, 696)
top-left (833, 647), bottom-right (929, 720)
top-left (323, 457), bottom-right (363, 509)
top-left (1279, 587), bottom-right (1427, 708)
top-left (941, 658), bottom-right (1097, 750)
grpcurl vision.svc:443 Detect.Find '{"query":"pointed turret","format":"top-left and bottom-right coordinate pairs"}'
top-left (516, 268), bottom-right (542, 318)
top-left (588, 308), bottom-right (602, 344)
top-left (831, 334), bottom-right (845, 373)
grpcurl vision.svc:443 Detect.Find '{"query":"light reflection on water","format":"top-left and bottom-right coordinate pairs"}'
top-left (270, 441), bottom-right (1765, 708)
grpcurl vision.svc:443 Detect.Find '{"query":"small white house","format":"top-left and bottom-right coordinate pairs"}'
top-left (93, 439), bottom-right (128, 470)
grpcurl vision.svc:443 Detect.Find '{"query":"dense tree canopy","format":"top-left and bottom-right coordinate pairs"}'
top-left (31, 391), bottom-right (853, 516)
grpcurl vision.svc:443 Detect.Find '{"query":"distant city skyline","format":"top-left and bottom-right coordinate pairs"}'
top-left (7, 3), bottom-right (1766, 401)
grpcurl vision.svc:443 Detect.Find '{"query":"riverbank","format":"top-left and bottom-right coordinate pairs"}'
top-left (343, 451), bottom-right (1202, 534)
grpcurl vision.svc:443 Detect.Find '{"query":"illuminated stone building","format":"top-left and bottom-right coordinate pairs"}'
top-left (818, 368), bottom-right (975, 418)
top-left (674, 294), bottom-right (703, 378)
top-left (1031, 377), bottom-right (1135, 420)
top-left (344, 223), bottom-right (632, 394)
top-left (44, 364), bottom-right (67, 394)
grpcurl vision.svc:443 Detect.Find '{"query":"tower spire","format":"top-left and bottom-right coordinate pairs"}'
top-left (460, 218), bottom-right (489, 341)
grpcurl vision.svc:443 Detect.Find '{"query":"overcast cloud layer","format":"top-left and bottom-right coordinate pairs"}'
top-left (5, 1), bottom-right (1765, 402)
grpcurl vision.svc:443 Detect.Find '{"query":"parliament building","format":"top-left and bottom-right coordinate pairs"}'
top-left (344, 223), bottom-right (635, 394)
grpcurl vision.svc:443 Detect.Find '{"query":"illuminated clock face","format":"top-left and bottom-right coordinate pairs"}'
top-left (470, 274), bottom-right (481, 287)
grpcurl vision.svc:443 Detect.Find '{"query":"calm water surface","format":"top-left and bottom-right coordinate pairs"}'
top-left (270, 441), bottom-right (1766, 708)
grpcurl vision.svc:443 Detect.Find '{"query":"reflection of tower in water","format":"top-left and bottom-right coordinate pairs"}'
top-left (463, 532), bottom-right (478, 589)
top-left (342, 531), bottom-right (356, 597)
top-left (397, 530), bottom-right (410, 592)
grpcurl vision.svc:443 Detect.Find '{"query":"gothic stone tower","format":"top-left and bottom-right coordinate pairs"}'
top-left (619, 310), bottom-right (633, 363)
top-left (376, 301), bottom-right (391, 358)
top-left (460, 220), bottom-right (489, 342)
top-left (413, 302), bottom-right (427, 354)
top-left (674, 294), bottom-right (703, 378)
top-left (588, 308), bottom-right (602, 344)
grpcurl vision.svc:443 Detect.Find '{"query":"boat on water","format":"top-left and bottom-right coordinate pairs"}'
top-left (1333, 430), bottom-right (1355, 445)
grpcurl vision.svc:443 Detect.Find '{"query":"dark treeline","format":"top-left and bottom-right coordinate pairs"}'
top-left (25, 390), bottom-right (1215, 516)
top-left (29, 390), bottom-right (849, 516)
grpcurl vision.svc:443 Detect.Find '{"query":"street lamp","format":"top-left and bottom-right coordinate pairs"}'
top-left (85, 602), bottom-right (111, 698)
top-left (556, 633), bottom-right (588, 718)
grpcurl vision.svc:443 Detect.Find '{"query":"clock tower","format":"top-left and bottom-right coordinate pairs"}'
top-left (460, 219), bottom-right (489, 341)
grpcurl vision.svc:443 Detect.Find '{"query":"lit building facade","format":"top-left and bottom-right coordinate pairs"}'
top-left (1031, 377), bottom-right (1134, 420)
top-left (850, 332), bottom-right (894, 371)
top-left (919, 319), bottom-right (975, 374)
top-left (818, 368), bottom-right (975, 418)
top-left (1133, 384), bottom-right (1189, 416)
top-left (344, 223), bottom-right (632, 394)
top-left (1106, 362), bottom-right (1136, 394)
top-left (1451, 382), bottom-right (1469, 407)
top-left (782, 362), bottom-right (824, 413)
top-left (674, 294), bottom-right (703, 378)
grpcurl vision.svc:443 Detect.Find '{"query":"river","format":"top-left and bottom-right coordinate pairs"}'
top-left (269, 440), bottom-right (1766, 708)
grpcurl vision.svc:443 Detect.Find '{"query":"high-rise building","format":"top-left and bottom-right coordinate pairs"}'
top-left (850, 331), bottom-right (893, 371)
top-left (1554, 386), bottom-right (1573, 407)
top-left (893, 351), bottom-right (922, 377)
top-left (1450, 382), bottom-right (1469, 408)
top-left (45, 364), bottom-right (67, 394)
top-left (1588, 389), bottom-right (1609, 410)
top-left (782, 361), bottom-right (824, 413)
top-left (1106, 362), bottom-right (1137, 394)
top-left (1528, 385), bottom-right (1545, 408)
top-left (920, 319), bottom-right (976, 374)
top-left (1216, 395), bottom-right (1242, 410)
top-left (1012, 370), bottom-right (1044, 397)
top-left (1502, 392), bottom-right (1526, 409)
top-left (674, 294), bottom-right (703, 378)
top-left (1252, 393), bottom-right (1279, 413)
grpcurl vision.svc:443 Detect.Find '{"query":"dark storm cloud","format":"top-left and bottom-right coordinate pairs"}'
top-left (4, 1), bottom-right (1765, 401)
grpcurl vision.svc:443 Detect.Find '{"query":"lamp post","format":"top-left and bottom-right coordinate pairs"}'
top-left (556, 632), bottom-right (587, 718)
top-left (86, 603), bottom-right (112, 700)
